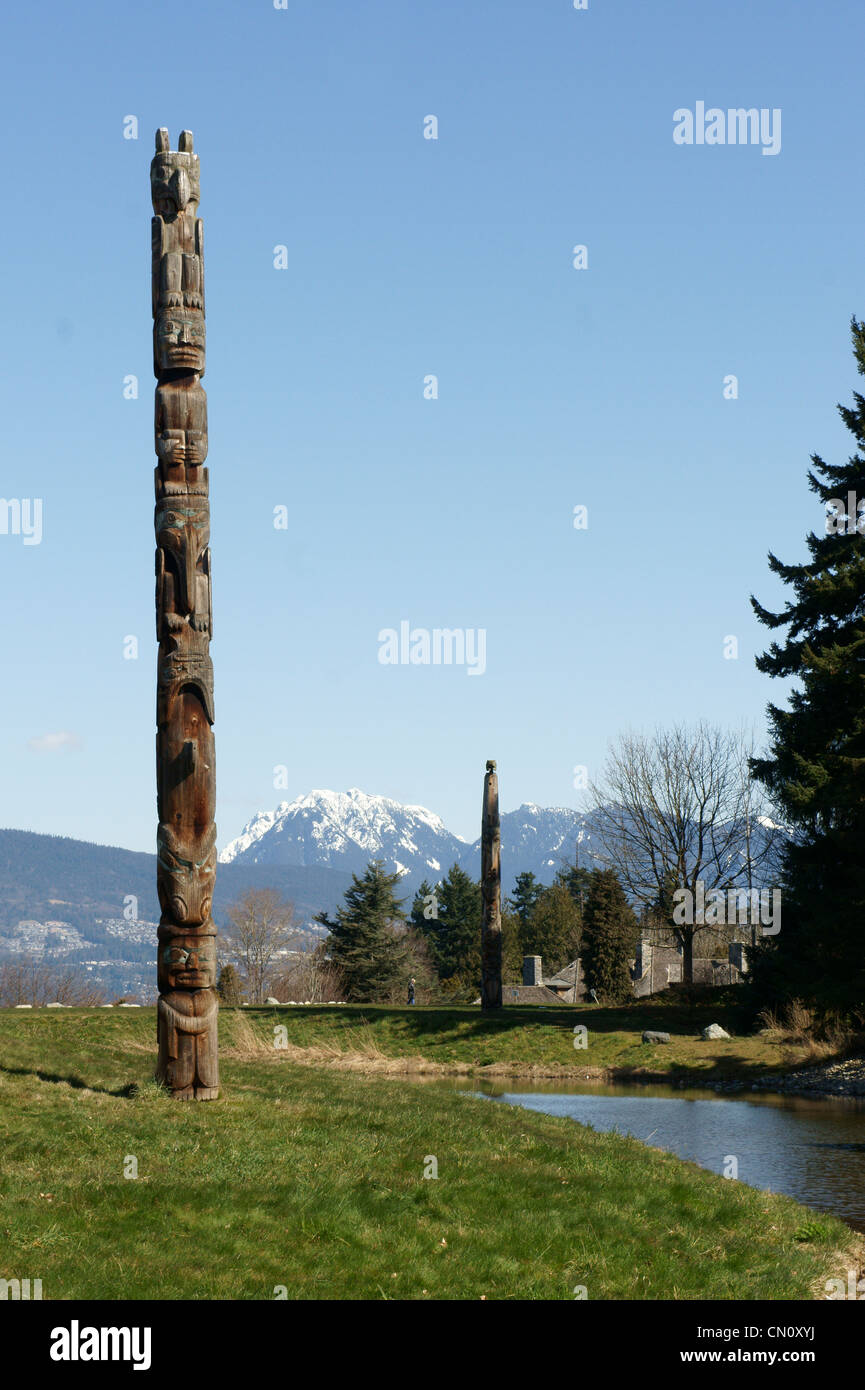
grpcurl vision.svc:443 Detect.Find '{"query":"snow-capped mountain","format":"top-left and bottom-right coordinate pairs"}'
top-left (220, 789), bottom-right (467, 886)
top-left (491, 804), bottom-right (594, 884)
top-left (220, 788), bottom-right (596, 895)
top-left (219, 789), bottom-right (785, 900)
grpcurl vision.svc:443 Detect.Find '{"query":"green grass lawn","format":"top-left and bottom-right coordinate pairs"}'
top-left (0, 1007), bottom-right (858, 1300)
top-left (218, 992), bottom-right (826, 1081)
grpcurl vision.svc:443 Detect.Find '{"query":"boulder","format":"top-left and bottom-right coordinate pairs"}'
top-left (702, 1023), bottom-right (731, 1040)
top-left (264, 996), bottom-right (281, 1006)
top-left (642, 1030), bottom-right (671, 1044)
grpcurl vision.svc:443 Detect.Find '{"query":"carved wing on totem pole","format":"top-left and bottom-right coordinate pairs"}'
top-left (152, 128), bottom-right (218, 1099)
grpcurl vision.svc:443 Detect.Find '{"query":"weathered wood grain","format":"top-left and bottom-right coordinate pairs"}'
top-left (151, 129), bottom-right (218, 1098)
top-left (481, 759), bottom-right (503, 1010)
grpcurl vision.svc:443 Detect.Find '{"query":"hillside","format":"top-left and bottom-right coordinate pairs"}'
top-left (0, 828), bottom-right (352, 935)
top-left (0, 1006), bottom-right (855, 1301)
top-left (0, 829), bottom-right (354, 996)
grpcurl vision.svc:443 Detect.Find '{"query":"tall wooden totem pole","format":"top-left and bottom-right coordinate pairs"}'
top-left (151, 128), bottom-right (218, 1099)
top-left (480, 760), bottom-right (502, 1010)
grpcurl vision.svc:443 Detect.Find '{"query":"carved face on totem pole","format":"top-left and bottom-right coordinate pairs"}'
top-left (157, 932), bottom-right (217, 991)
top-left (151, 129), bottom-right (200, 217)
top-left (151, 130), bottom-right (204, 323)
top-left (157, 823), bottom-right (217, 926)
top-left (155, 495), bottom-right (211, 628)
top-left (156, 626), bottom-right (215, 732)
top-left (154, 310), bottom-right (205, 373)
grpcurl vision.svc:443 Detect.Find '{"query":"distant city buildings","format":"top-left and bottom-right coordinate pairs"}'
top-left (0, 920), bottom-right (85, 955)
top-left (0, 917), bottom-right (160, 1001)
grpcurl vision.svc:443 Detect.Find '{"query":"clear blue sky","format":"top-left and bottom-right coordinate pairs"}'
top-left (1, 0), bottom-right (862, 848)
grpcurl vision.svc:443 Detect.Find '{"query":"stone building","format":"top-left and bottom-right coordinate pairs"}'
top-left (544, 960), bottom-right (587, 1003)
top-left (473, 956), bottom-right (562, 1005)
top-left (524, 935), bottom-right (749, 1003)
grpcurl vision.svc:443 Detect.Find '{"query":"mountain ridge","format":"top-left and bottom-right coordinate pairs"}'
top-left (220, 787), bottom-right (594, 895)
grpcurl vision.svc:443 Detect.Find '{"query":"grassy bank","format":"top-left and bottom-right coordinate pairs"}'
top-left (0, 1008), bottom-right (858, 1299)
top-left (222, 993), bottom-right (836, 1083)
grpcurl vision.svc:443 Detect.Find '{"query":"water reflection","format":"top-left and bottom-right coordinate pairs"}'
top-left (463, 1079), bottom-right (865, 1231)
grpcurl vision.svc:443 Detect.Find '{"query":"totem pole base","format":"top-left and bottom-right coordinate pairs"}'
top-left (157, 989), bottom-right (219, 1101)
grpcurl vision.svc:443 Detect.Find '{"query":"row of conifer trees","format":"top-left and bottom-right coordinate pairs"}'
top-left (313, 859), bottom-right (638, 1005)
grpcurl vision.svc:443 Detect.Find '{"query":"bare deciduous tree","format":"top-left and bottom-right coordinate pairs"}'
top-left (588, 722), bottom-right (781, 983)
top-left (0, 960), bottom-right (106, 1006)
top-left (269, 942), bottom-right (345, 1003)
top-left (221, 889), bottom-right (296, 1004)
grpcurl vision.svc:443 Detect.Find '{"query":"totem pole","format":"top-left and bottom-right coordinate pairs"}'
top-left (151, 129), bottom-right (218, 1099)
top-left (480, 760), bottom-right (503, 1010)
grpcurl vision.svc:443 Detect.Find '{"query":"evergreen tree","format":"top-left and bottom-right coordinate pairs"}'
top-left (500, 908), bottom-right (525, 983)
top-left (558, 863), bottom-right (594, 916)
top-left (508, 871), bottom-right (543, 929)
top-left (520, 878), bottom-right (582, 975)
top-left (410, 879), bottom-right (437, 932)
top-left (751, 317), bottom-right (865, 1015)
top-left (315, 860), bottom-right (407, 1002)
top-left (216, 963), bottom-right (243, 1006)
top-left (422, 863), bottom-right (482, 993)
top-left (581, 869), bottom-right (638, 1004)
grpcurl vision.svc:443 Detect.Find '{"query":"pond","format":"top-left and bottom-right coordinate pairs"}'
top-left (470, 1080), bottom-right (865, 1231)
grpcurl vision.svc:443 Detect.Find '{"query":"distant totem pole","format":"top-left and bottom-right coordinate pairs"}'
top-left (480, 760), bottom-right (502, 1010)
top-left (151, 129), bottom-right (218, 1099)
